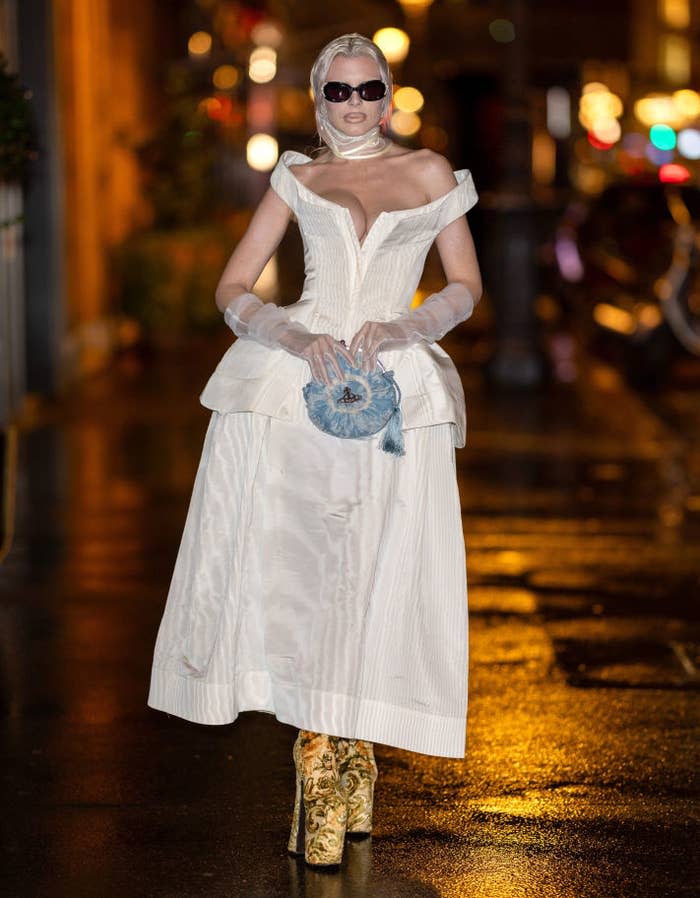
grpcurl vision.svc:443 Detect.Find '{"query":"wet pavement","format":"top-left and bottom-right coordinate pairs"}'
top-left (1, 330), bottom-right (699, 897)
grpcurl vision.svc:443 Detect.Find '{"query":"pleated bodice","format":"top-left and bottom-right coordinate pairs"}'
top-left (199, 150), bottom-right (479, 447)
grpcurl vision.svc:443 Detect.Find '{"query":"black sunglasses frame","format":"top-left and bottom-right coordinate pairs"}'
top-left (322, 80), bottom-right (387, 103)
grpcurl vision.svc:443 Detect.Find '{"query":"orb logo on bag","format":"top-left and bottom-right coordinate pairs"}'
top-left (302, 350), bottom-right (405, 456)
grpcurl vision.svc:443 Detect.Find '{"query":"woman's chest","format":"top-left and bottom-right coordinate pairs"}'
top-left (291, 165), bottom-right (430, 246)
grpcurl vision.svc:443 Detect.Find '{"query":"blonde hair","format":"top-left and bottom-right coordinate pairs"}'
top-left (309, 33), bottom-right (393, 156)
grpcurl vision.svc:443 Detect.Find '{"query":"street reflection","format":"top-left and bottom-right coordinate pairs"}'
top-left (287, 839), bottom-right (440, 898)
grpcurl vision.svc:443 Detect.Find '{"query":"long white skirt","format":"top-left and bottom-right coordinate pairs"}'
top-left (147, 410), bottom-right (469, 758)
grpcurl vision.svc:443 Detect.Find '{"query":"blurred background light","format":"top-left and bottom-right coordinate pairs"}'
top-left (396, 0), bottom-right (435, 15)
top-left (587, 131), bottom-right (615, 150)
top-left (645, 143), bottom-right (675, 165)
top-left (594, 303), bottom-right (636, 335)
top-left (246, 133), bottom-right (278, 171)
top-left (249, 46), bottom-right (277, 84)
top-left (252, 254), bottom-right (279, 301)
top-left (578, 84), bottom-right (623, 132)
top-left (251, 20), bottom-right (284, 47)
top-left (247, 88), bottom-right (275, 130)
top-left (532, 130), bottom-right (556, 184)
top-left (420, 124), bottom-right (448, 151)
top-left (660, 34), bottom-right (690, 84)
top-left (649, 122), bottom-right (677, 150)
top-left (188, 31), bottom-right (212, 57)
top-left (622, 131), bottom-right (648, 157)
top-left (546, 87), bottom-right (571, 139)
top-left (372, 27), bottom-right (410, 64)
top-left (634, 93), bottom-right (685, 128)
top-left (659, 162), bottom-right (691, 183)
top-left (200, 95), bottom-right (234, 123)
top-left (489, 19), bottom-right (516, 42)
top-left (212, 65), bottom-right (240, 90)
top-left (591, 117), bottom-right (621, 144)
top-left (582, 81), bottom-right (608, 95)
top-left (572, 164), bottom-right (607, 194)
top-left (390, 109), bottom-right (421, 137)
top-left (678, 128), bottom-right (700, 159)
top-left (660, 0), bottom-right (690, 29)
top-left (673, 89), bottom-right (700, 118)
top-left (394, 86), bottom-right (424, 113)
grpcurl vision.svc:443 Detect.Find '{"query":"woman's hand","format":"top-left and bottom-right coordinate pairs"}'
top-left (349, 284), bottom-right (478, 372)
top-left (348, 320), bottom-right (413, 373)
top-left (278, 329), bottom-right (356, 385)
top-left (223, 292), bottom-right (355, 386)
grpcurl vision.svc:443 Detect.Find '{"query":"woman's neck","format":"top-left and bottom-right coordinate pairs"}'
top-left (317, 117), bottom-right (392, 160)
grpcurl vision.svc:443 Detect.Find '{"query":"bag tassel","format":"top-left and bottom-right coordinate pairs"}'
top-left (379, 405), bottom-right (405, 457)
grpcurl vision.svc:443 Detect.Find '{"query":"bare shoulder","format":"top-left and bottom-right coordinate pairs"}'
top-left (289, 149), bottom-right (332, 185)
top-left (403, 149), bottom-right (458, 199)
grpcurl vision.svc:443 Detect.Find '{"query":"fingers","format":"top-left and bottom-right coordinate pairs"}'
top-left (306, 332), bottom-right (378, 385)
top-left (365, 350), bottom-right (379, 373)
top-left (308, 348), bottom-right (332, 385)
top-left (335, 343), bottom-right (356, 367)
top-left (350, 326), bottom-right (373, 371)
top-left (327, 352), bottom-right (345, 382)
top-left (308, 346), bottom-right (341, 386)
top-left (349, 325), bottom-right (373, 360)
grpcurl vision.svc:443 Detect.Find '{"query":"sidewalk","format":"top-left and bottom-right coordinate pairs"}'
top-left (1, 334), bottom-right (698, 897)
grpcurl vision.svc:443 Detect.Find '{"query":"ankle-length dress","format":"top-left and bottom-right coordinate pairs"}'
top-left (147, 150), bottom-right (479, 758)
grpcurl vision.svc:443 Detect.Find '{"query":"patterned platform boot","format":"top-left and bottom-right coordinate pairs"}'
top-left (337, 738), bottom-right (378, 837)
top-left (288, 730), bottom-right (348, 867)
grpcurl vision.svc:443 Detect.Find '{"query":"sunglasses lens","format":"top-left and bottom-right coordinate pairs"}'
top-left (360, 80), bottom-right (386, 101)
top-left (323, 82), bottom-right (351, 102)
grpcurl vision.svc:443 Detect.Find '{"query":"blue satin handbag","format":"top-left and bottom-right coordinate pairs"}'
top-left (302, 344), bottom-right (405, 457)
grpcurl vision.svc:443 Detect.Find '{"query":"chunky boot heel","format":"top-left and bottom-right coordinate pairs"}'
top-left (338, 738), bottom-right (378, 836)
top-left (288, 730), bottom-right (347, 867)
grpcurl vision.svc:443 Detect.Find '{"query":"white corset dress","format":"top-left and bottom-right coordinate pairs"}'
top-left (147, 151), bottom-right (478, 758)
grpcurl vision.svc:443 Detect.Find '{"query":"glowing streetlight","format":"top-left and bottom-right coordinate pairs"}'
top-left (390, 110), bottom-right (421, 137)
top-left (650, 123), bottom-right (677, 151)
top-left (678, 128), bottom-right (700, 159)
top-left (634, 94), bottom-right (685, 128)
top-left (213, 65), bottom-right (240, 90)
top-left (247, 133), bottom-right (279, 171)
top-left (590, 118), bottom-right (621, 145)
top-left (188, 31), bottom-right (212, 57)
top-left (578, 83), bottom-right (623, 131)
top-left (249, 46), bottom-right (277, 84)
top-left (659, 163), bottom-right (690, 183)
top-left (673, 89), bottom-right (700, 119)
top-left (394, 86), bottom-right (424, 113)
top-left (396, 0), bottom-right (435, 16)
top-left (372, 27), bottom-right (410, 64)
top-left (251, 20), bottom-right (284, 48)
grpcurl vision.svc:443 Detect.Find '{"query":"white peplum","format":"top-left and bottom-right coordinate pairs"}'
top-left (147, 150), bottom-right (479, 757)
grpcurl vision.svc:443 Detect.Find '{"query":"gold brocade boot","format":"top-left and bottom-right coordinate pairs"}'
top-left (288, 730), bottom-right (348, 867)
top-left (337, 738), bottom-right (378, 836)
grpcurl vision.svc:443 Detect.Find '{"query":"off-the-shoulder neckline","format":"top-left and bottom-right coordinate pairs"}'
top-left (276, 150), bottom-right (474, 250)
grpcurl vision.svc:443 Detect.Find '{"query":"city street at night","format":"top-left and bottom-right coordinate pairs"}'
top-left (3, 1), bottom-right (700, 895)
top-left (2, 335), bottom-right (698, 897)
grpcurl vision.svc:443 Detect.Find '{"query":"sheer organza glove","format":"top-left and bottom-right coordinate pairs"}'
top-left (224, 291), bottom-right (355, 386)
top-left (348, 282), bottom-right (476, 373)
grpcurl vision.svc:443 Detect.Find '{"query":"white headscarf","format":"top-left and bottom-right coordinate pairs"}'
top-left (310, 34), bottom-right (393, 160)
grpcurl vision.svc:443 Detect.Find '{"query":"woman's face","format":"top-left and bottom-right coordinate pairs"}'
top-left (321, 54), bottom-right (386, 137)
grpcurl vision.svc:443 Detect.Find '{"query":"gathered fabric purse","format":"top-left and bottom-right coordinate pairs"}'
top-left (302, 344), bottom-right (405, 457)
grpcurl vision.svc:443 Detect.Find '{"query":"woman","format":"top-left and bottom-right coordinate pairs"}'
top-left (147, 33), bottom-right (482, 868)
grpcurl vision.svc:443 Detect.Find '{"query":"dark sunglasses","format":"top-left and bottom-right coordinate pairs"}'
top-left (322, 80), bottom-right (387, 103)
